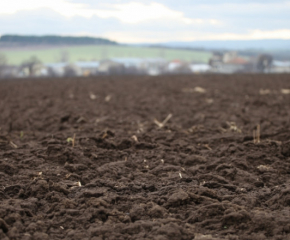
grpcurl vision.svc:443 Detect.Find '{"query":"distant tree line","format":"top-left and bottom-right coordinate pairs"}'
top-left (0, 35), bottom-right (118, 45)
top-left (0, 53), bottom-right (7, 78)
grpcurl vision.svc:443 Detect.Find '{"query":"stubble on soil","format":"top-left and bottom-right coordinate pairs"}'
top-left (0, 74), bottom-right (290, 240)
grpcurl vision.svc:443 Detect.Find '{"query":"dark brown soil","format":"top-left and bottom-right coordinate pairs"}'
top-left (0, 74), bottom-right (290, 240)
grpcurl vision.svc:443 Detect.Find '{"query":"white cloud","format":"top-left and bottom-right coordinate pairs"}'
top-left (0, 0), bottom-right (289, 43)
top-left (93, 2), bottom-right (204, 24)
top-left (102, 29), bottom-right (290, 43)
top-left (0, 0), bottom-right (86, 17)
top-left (249, 29), bottom-right (290, 39)
top-left (204, 29), bottom-right (290, 41)
top-left (0, 0), bottom-right (219, 25)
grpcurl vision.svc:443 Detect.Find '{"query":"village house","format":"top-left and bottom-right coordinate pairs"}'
top-left (98, 60), bottom-right (126, 75)
top-left (0, 65), bottom-right (27, 78)
top-left (189, 63), bottom-right (211, 73)
top-left (109, 58), bottom-right (145, 75)
top-left (270, 60), bottom-right (290, 73)
top-left (109, 58), bottom-right (168, 75)
top-left (74, 61), bottom-right (100, 76)
top-left (45, 63), bottom-right (67, 77)
top-left (142, 58), bottom-right (168, 75)
top-left (209, 51), bottom-right (250, 74)
top-left (167, 60), bottom-right (191, 74)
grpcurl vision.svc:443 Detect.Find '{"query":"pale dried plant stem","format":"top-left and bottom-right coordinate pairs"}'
top-left (253, 125), bottom-right (261, 144)
top-left (162, 113), bottom-right (173, 126)
top-left (154, 113), bottom-right (173, 128)
top-left (72, 133), bottom-right (76, 147)
top-left (253, 130), bottom-right (256, 144)
top-left (9, 141), bottom-right (18, 149)
top-left (257, 124), bottom-right (260, 143)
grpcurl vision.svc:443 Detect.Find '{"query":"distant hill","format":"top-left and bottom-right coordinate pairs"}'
top-left (153, 39), bottom-right (290, 51)
top-left (0, 35), bottom-right (118, 46)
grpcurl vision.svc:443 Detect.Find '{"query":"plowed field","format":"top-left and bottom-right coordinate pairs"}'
top-left (0, 74), bottom-right (290, 240)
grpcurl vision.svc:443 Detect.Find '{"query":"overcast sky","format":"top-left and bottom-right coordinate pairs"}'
top-left (0, 0), bottom-right (290, 43)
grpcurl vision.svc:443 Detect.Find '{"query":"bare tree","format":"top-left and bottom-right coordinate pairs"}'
top-left (63, 64), bottom-right (80, 77)
top-left (21, 56), bottom-right (42, 76)
top-left (257, 54), bottom-right (273, 72)
top-left (60, 50), bottom-right (70, 62)
top-left (0, 53), bottom-right (7, 78)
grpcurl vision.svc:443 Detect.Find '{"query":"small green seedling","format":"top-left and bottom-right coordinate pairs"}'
top-left (67, 134), bottom-right (76, 147)
top-left (20, 131), bottom-right (24, 138)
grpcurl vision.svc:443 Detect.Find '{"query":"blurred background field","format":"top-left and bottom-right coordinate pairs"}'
top-left (0, 45), bottom-right (212, 65)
